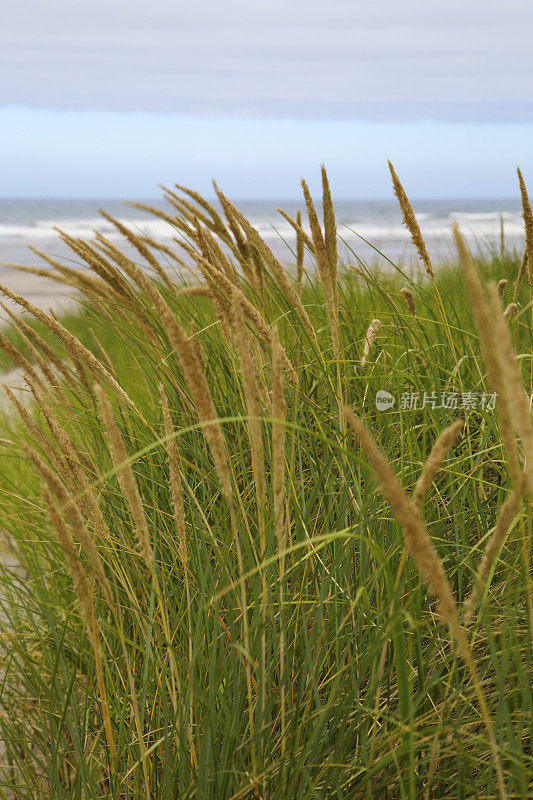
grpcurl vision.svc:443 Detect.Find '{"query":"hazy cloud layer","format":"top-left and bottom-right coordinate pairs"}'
top-left (2, 0), bottom-right (532, 120)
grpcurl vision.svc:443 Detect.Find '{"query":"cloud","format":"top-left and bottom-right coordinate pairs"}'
top-left (2, 0), bottom-right (533, 121)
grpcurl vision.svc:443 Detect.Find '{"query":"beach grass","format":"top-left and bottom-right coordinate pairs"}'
top-left (0, 170), bottom-right (531, 799)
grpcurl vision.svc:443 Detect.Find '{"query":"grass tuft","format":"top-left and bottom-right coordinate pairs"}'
top-left (0, 172), bottom-right (531, 798)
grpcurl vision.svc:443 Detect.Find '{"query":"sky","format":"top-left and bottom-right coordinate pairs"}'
top-left (1, 0), bottom-right (532, 198)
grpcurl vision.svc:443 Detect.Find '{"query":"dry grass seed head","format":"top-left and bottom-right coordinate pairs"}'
top-left (343, 408), bottom-right (469, 659)
top-left (62, 233), bottom-right (126, 285)
top-left (487, 283), bottom-right (533, 495)
top-left (81, 235), bottom-right (233, 503)
top-left (178, 283), bottom-right (213, 299)
top-left (212, 293), bottom-right (235, 347)
top-left (321, 165), bottom-right (338, 299)
top-left (463, 487), bottom-right (524, 623)
top-left (214, 184), bottom-right (318, 344)
top-left (43, 473), bottom-right (115, 758)
top-left (95, 384), bottom-right (154, 571)
top-left (191, 258), bottom-right (297, 381)
top-left (388, 161), bottom-right (435, 279)
top-left (233, 292), bottom-right (266, 514)
top-left (127, 201), bottom-right (185, 235)
top-left (214, 192), bottom-right (256, 281)
top-left (276, 208), bottom-right (314, 253)
top-left (321, 166), bottom-right (337, 263)
top-left (503, 302), bottom-right (518, 317)
top-left (4, 387), bottom-right (75, 490)
top-left (164, 188), bottom-right (225, 240)
top-left (92, 234), bottom-right (150, 300)
top-left (517, 167), bottom-right (533, 289)
top-left (43, 484), bottom-right (90, 615)
top-left (513, 249), bottom-right (528, 301)
top-left (162, 304), bottom-right (233, 503)
top-left (192, 254), bottom-right (269, 344)
top-left (301, 177), bottom-right (339, 356)
top-left (55, 232), bottom-right (137, 302)
top-left (0, 281), bottom-right (136, 411)
top-left (0, 259), bottom-right (90, 295)
top-left (188, 321), bottom-right (204, 376)
top-left (26, 378), bottom-right (78, 463)
top-left (453, 225), bottom-right (522, 489)
top-left (160, 385), bottom-right (187, 570)
top-left (497, 279), bottom-right (507, 297)
top-left (174, 183), bottom-right (228, 234)
top-left (301, 180), bottom-right (332, 296)
top-left (17, 331), bottom-right (62, 390)
top-left (139, 235), bottom-right (188, 269)
top-left (0, 330), bottom-right (46, 390)
top-left (0, 303), bottom-right (73, 384)
top-left (186, 248), bottom-right (235, 301)
top-left (23, 442), bottom-right (112, 603)
top-left (27, 248), bottom-right (124, 302)
top-left (250, 335), bottom-right (271, 410)
top-left (301, 179), bottom-right (327, 271)
top-left (159, 290), bottom-right (235, 502)
top-left (98, 211), bottom-right (174, 289)
top-left (400, 287), bottom-right (416, 316)
top-left (412, 419), bottom-right (464, 509)
top-left (26, 379), bottom-right (109, 535)
top-left (296, 210), bottom-right (305, 293)
top-left (361, 319), bottom-right (382, 366)
top-left (44, 483), bottom-right (115, 762)
top-left (194, 220), bottom-right (239, 285)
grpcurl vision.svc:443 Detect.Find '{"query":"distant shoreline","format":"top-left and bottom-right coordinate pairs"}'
top-left (0, 196), bottom-right (524, 305)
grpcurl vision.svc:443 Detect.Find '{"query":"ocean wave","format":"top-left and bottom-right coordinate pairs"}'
top-left (0, 214), bottom-right (525, 248)
top-left (0, 216), bottom-right (181, 241)
top-left (448, 211), bottom-right (518, 221)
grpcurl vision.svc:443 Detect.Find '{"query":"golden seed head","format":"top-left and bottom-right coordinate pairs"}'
top-left (487, 284), bottom-right (533, 495)
top-left (271, 326), bottom-right (286, 548)
top-left (24, 442), bottom-right (112, 604)
top-left (43, 484), bottom-right (90, 616)
top-left (503, 302), bottom-right (518, 317)
top-left (388, 161), bottom-right (435, 280)
top-left (400, 287), bottom-right (416, 315)
top-left (216, 185), bottom-right (318, 343)
top-left (295, 209), bottom-right (305, 295)
top-left (464, 489), bottom-right (523, 623)
top-left (454, 228), bottom-right (522, 489)
top-left (343, 407), bottom-right (469, 659)
top-left (361, 319), bottom-right (382, 366)
top-left (517, 167), bottom-right (533, 288)
top-left (95, 384), bottom-right (154, 572)
top-left (232, 291), bottom-right (266, 515)
top-left (412, 419), bottom-right (464, 509)
top-left (160, 384), bottom-right (188, 570)
top-left (513, 249), bottom-right (528, 300)
top-left (497, 279), bottom-right (507, 296)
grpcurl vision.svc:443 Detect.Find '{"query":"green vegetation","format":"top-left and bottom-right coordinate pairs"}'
top-left (0, 171), bottom-right (531, 799)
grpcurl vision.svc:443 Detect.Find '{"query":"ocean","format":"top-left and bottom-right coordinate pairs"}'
top-left (0, 197), bottom-right (524, 309)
